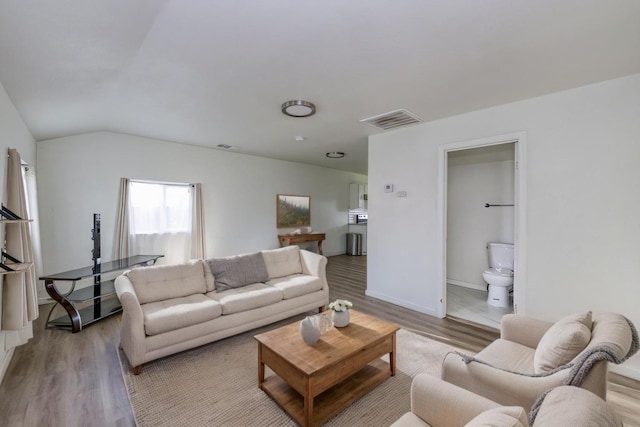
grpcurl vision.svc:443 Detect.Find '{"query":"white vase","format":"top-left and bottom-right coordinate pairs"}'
top-left (332, 310), bottom-right (350, 327)
top-left (299, 316), bottom-right (321, 345)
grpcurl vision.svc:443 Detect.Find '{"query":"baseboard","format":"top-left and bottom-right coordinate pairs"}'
top-left (447, 279), bottom-right (486, 292)
top-left (0, 347), bottom-right (15, 385)
top-left (364, 290), bottom-right (437, 316)
top-left (610, 364), bottom-right (640, 382)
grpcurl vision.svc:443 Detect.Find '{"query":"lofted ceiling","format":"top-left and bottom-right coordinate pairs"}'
top-left (1, 1), bottom-right (639, 175)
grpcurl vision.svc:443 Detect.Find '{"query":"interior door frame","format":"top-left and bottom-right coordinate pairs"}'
top-left (436, 132), bottom-right (527, 318)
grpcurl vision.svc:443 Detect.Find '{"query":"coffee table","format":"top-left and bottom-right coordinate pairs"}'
top-left (254, 310), bottom-right (399, 427)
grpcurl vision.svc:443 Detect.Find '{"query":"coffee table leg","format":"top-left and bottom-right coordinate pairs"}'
top-left (390, 332), bottom-right (397, 376)
top-left (258, 343), bottom-right (265, 388)
top-left (304, 382), bottom-right (314, 427)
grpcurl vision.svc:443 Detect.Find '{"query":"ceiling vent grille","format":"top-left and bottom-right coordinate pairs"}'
top-left (360, 109), bottom-right (423, 130)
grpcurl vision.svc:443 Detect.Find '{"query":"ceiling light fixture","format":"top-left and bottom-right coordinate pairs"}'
top-left (295, 135), bottom-right (306, 141)
top-left (326, 151), bottom-right (345, 158)
top-left (282, 100), bottom-right (316, 117)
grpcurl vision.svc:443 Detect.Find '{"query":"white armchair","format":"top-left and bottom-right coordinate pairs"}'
top-left (391, 374), bottom-right (622, 427)
top-left (441, 311), bottom-right (638, 411)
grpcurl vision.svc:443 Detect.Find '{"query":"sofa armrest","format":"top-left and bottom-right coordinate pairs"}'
top-left (299, 249), bottom-right (326, 276)
top-left (441, 351), bottom-right (569, 411)
top-left (408, 374), bottom-right (500, 426)
top-left (500, 314), bottom-right (553, 348)
top-left (114, 274), bottom-right (147, 369)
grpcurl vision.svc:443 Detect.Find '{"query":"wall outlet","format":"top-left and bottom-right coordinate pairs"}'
top-left (396, 191), bottom-right (407, 197)
top-left (384, 184), bottom-right (393, 193)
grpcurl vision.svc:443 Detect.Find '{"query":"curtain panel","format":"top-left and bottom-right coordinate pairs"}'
top-left (1, 148), bottom-right (38, 340)
top-left (114, 177), bottom-right (131, 260)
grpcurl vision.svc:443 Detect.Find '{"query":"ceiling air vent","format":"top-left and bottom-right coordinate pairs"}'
top-left (360, 109), bottom-right (423, 131)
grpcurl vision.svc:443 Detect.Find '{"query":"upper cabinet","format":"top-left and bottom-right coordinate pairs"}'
top-left (349, 183), bottom-right (368, 210)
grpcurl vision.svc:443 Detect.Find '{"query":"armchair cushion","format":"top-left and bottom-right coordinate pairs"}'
top-left (533, 311), bottom-right (592, 373)
top-left (466, 406), bottom-right (527, 427)
top-left (530, 385), bottom-right (621, 426)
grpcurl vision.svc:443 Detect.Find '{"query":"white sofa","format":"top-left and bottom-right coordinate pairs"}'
top-left (115, 246), bottom-right (329, 374)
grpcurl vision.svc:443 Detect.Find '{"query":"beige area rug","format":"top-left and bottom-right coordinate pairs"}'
top-left (119, 318), bottom-right (470, 427)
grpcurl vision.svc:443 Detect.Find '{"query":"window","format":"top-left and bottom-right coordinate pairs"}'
top-left (129, 181), bottom-right (191, 234)
top-left (116, 178), bottom-right (204, 264)
top-left (127, 180), bottom-right (194, 265)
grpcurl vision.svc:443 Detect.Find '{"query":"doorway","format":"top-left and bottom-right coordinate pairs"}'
top-left (437, 132), bottom-right (526, 327)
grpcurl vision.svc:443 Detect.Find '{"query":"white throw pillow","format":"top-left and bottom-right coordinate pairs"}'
top-left (533, 311), bottom-right (592, 373)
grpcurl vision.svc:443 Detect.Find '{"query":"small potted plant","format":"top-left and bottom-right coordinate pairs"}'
top-left (328, 299), bottom-right (353, 327)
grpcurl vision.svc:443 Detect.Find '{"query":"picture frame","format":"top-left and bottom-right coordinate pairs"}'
top-left (277, 194), bottom-right (310, 228)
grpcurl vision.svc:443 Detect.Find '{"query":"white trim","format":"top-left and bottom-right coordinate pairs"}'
top-left (610, 364), bottom-right (640, 381)
top-left (365, 290), bottom-right (437, 316)
top-left (447, 279), bottom-right (487, 292)
top-left (437, 132), bottom-right (527, 318)
top-left (0, 347), bottom-right (15, 385)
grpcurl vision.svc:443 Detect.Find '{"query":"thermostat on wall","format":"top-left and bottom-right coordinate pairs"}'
top-left (384, 184), bottom-right (393, 193)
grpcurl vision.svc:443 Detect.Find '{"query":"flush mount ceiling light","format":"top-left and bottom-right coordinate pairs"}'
top-left (326, 151), bottom-right (345, 158)
top-left (282, 100), bottom-right (316, 117)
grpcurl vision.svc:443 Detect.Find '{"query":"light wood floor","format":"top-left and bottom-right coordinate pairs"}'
top-left (0, 255), bottom-right (638, 426)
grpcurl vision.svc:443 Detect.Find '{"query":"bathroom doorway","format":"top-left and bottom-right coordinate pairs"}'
top-left (437, 132), bottom-right (526, 329)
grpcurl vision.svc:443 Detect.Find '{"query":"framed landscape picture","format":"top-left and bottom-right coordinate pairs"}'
top-left (277, 194), bottom-right (310, 228)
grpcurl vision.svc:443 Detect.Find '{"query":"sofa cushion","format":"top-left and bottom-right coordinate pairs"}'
top-left (267, 274), bottom-right (323, 299)
top-left (142, 294), bottom-right (222, 336)
top-left (206, 284), bottom-right (283, 315)
top-left (465, 406), bottom-right (528, 427)
top-left (476, 339), bottom-right (536, 375)
top-left (198, 259), bottom-right (216, 292)
top-left (208, 252), bottom-right (269, 292)
top-left (533, 311), bottom-right (592, 373)
top-left (126, 262), bottom-right (207, 304)
top-left (532, 385), bottom-right (621, 426)
top-left (261, 246), bottom-right (303, 279)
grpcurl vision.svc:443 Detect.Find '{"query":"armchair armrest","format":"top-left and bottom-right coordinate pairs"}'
top-left (500, 314), bottom-right (553, 348)
top-left (114, 274), bottom-right (146, 369)
top-left (407, 374), bottom-right (500, 426)
top-left (441, 351), bottom-right (569, 411)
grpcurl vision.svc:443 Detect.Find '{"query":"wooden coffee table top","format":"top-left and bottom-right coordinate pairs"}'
top-left (255, 310), bottom-right (399, 426)
top-left (254, 309), bottom-right (399, 375)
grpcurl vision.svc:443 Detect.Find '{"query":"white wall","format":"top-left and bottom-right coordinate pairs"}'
top-left (0, 82), bottom-right (37, 379)
top-left (36, 132), bottom-right (366, 276)
top-left (447, 144), bottom-right (514, 290)
top-left (368, 73), bottom-right (640, 378)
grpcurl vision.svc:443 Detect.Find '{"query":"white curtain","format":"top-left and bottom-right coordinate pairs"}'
top-left (114, 180), bottom-right (205, 265)
top-left (192, 183), bottom-right (206, 259)
top-left (1, 148), bottom-right (38, 348)
top-left (114, 178), bottom-right (131, 260)
top-left (22, 165), bottom-right (45, 302)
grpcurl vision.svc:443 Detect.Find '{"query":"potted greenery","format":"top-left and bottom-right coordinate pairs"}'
top-left (328, 299), bottom-right (353, 327)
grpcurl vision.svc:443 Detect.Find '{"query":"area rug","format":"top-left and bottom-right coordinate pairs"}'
top-left (119, 319), bottom-right (471, 427)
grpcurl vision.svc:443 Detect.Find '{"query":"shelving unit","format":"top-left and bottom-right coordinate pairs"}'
top-left (0, 217), bottom-right (34, 275)
top-left (41, 214), bottom-right (163, 332)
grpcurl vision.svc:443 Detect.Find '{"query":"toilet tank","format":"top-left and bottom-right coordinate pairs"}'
top-left (487, 242), bottom-right (514, 270)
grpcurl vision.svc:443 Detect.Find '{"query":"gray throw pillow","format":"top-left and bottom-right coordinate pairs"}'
top-left (208, 252), bottom-right (270, 292)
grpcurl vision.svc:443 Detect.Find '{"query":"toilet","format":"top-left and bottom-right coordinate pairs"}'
top-left (482, 242), bottom-right (514, 308)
